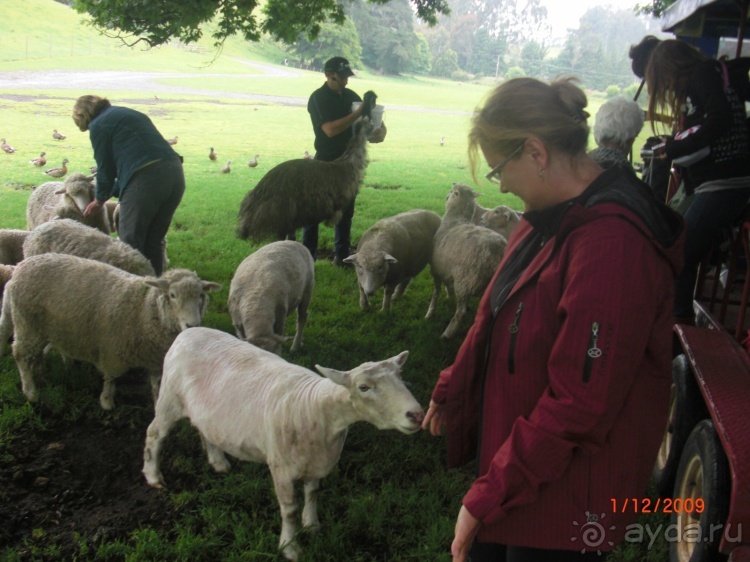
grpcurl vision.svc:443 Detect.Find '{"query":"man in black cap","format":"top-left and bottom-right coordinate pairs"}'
top-left (304, 56), bottom-right (367, 267)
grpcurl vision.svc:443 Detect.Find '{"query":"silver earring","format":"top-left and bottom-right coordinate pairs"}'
top-left (538, 168), bottom-right (545, 178)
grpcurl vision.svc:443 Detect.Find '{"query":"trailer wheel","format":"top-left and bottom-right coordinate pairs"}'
top-left (669, 420), bottom-right (730, 562)
top-left (653, 354), bottom-right (708, 498)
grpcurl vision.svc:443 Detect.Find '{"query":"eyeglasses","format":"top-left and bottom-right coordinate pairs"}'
top-left (485, 142), bottom-right (525, 184)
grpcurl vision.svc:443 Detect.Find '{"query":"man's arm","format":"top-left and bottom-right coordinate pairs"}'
top-left (321, 102), bottom-right (365, 138)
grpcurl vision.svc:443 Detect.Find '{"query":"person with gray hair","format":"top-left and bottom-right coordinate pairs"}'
top-left (588, 97), bottom-right (644, 171)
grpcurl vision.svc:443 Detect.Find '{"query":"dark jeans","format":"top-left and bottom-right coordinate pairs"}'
top-left (468, 542), bottom-right (608, 562)
top-left (673, 187), bottom-right (750, 317)
top-left (301, 196), bottom-right (355, 261)
top-left (118, 158), bottom-right (185, 276)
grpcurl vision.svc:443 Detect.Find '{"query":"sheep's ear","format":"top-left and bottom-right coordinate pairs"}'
top-left (343, 254), bottom-right (357, 264)
top-left (474, 192), bottom-right (482, 199)
top-left (54, 188), bottom-right (67, 195)
top-left (384, 253), bottom-right (398, 264)
top-left (315, 365), bottom-right (350, 387)
top-left (389, 350), bottom-right (409, 368)
top-left (201, 281), bottom-right (222, 293)
top-left (145, 279), bottom-right (170, 291)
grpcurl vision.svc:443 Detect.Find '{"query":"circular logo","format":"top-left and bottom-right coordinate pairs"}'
top-left (571, 512), bottom-right (615, 555)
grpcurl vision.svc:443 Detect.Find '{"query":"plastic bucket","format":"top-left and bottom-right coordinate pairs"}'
top-left (352, 102), bottom-right (385, 128)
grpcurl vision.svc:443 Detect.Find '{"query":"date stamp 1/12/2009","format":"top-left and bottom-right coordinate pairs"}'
top-left (610, 497), bottom-right (705, 514)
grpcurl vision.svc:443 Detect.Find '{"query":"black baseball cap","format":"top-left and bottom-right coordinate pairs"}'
top-left (324, 57), bottom-right (355, 78)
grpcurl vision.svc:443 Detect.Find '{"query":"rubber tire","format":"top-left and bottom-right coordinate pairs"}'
top-left (652, 354), bottom-right (709, 498)
top-left (669, 420), bottom-right (730, 562)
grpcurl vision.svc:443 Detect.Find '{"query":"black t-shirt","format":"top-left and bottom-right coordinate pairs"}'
top-left (307, 82), bottom-right (362, 161)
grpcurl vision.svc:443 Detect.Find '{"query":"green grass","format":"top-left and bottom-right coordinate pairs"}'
top-left (0, 1), bottom-right (667, 560)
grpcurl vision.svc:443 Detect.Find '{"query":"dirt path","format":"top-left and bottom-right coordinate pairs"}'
top-left (0, 61), bottom-right (470, 114)
top-left (0, 60), bottom-right (308, 105)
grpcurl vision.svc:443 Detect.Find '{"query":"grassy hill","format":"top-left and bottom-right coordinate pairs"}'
top-left (0, 0), bottom-right (289, 72)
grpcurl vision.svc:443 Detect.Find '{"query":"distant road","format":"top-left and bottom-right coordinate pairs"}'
top-left (0, 60), bottom-right (308, 106)
top-left (0, 60), bottom-right (470, 115)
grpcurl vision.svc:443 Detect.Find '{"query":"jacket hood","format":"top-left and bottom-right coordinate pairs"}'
top-left (525, 166), bottom-right (685, 276)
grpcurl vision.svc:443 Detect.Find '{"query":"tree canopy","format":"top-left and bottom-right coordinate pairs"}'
top-left (635, 0), bottom-right (677, 18)
top-left (72, 0), bottom-right (450, 47)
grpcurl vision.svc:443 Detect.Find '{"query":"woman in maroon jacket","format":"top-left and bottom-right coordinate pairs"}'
top-left (422, 77), bottom-right (685, 562)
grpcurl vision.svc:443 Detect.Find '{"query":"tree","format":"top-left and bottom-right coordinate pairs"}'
top-left (548, 6), bottom-right (653, 91)
top-left (421, 24), bottom-right (460, 76)
top-left (635, 0), bottom-right (678, 18)
top-left (348, 0), bottom-right (422, 74)
top-left (432, 48), bottom-right (460, 77)
top-left (520, 40), bottom-right (547, 78)
top-left (450, 14), bottom-right (478, 69)
top-left (291, 20), bottom-right (363, 68)
top-left (410, 33), bottom-right (432, 74)
top-left (469, 27), bottom-right (507, 77)
top-left (72, 0), bottom-right (450, 47)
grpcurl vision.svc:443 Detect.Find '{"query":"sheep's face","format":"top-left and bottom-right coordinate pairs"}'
top-left (315, 351), bottom-right (424, 434)
top-left (60, 176), bottom-right (95, 214)
top-left (481, 206), bottom-right (520, 235)
top-left (347, 251), bottom-right (398, 296)
top-left (446, 183), bottom-right (479, 219)
top-left (147, 271), bottom-right (222, 331)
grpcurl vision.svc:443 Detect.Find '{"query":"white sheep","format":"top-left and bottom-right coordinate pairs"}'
top-left (23, 219), bottom-right (156, 277)
top-left (142, 327), bottom-right (423, 562)
top-left (426, 183), bottom-right (508, 339)
top-left (343, 209), bottom-right (441, 312)
top-left (479, 205), bottom-right (522, 240)
top-left (0, 229), bottom-right (29, 265)
top-left (0, 254), bottom-right (221, 410)
top-left (26, 172), bottom-right (110, 234)
top-left (228, 241), bottom-right (314, 355)
top-left (104, 200), bottom-right (119, 233)
top-left (0, 264), bottom-right (14, 306)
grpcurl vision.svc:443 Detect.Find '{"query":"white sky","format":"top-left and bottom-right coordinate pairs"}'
top-left (538, 0), bottom-right (642, 38)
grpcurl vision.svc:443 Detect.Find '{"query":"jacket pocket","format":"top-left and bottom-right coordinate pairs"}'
top-left (582, 321), bottom-right (601, 383)
top-left (507, 301), bottom-right (524, 374)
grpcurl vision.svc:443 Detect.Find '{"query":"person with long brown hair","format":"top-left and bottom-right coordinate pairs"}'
top-left (75, 95), bottom-right (184, 276)
top-left (646, 39), bottom-right (750, 323)
top-left (422, 76), bottom-right (684, 561)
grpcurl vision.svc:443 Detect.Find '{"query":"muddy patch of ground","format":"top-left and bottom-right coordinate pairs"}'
top-left (0, 378), bottom-right (180, 560)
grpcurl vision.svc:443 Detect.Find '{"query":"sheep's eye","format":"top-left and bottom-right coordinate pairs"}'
top-left (169, 292), bottom-right (177, 300)
top-left (358, 385), bottom-right (370, 393)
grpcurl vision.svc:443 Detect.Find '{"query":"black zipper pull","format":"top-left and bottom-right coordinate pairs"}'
top-left (508, 301), bottom-right (524, 374)
top-left (582, 321), bottom-right (601, 383)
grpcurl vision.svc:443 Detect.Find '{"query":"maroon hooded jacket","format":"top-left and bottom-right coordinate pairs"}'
top-left (432, 167), bottom-right (685, 551)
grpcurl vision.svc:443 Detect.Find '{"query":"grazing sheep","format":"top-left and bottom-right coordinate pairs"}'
top-left (104, 200), bottom-right (119, 233)
top-left (426, 183), bottom-right (508, 339)
top-left (479, 205), bottom-right (522, 240)
top-left (0, 230), bottom-right (29, 265)
top-left (237, 118), bottom-right (372, 242)
top-left (143, 327), bottom-right (423, 561)
top-left (23, 219), bottom-right (156, 277)
top-left (0, 254), bottom-right (221, 410)
top-left (0, 264), bottom-right (14, 306)
top-left (26, 172), bottom-right (110, 234)
top-left (343, 209), bottom-right (442, 312)
top-left (228, 241), bottom-right (314, 354)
